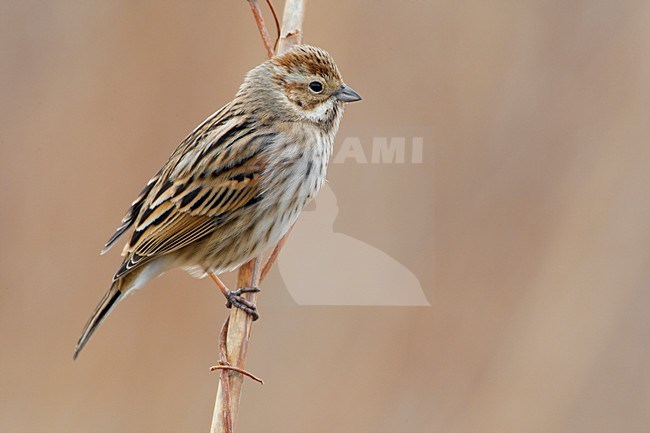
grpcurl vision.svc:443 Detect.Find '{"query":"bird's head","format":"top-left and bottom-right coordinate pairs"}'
top-left (239, 45), bottom-right (361, 129)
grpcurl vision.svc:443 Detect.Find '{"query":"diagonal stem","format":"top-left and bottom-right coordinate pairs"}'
top-left (247, 0), bottom-right (274, 58)
top-left (260, 224), bottom-right (294, 281)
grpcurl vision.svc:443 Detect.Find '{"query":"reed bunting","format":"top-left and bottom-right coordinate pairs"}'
top-left (74, 45), bottom-right (361, 359)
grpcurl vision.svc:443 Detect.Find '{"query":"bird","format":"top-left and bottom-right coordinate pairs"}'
top-left (73, 45), bottom-right (361, 360)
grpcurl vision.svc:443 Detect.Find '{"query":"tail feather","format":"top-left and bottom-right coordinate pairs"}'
top-left (73, 279), bottom-right (124, 360)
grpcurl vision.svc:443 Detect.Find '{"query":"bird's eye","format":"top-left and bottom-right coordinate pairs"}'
top-left (308, 81), bottom-right (324, 93)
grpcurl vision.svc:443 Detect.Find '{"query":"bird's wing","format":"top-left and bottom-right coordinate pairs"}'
top-left (100, 103), bottom-right (232, 255)
top-left (101, 170), bottom-right (162, 255)
top-left (104, 106), bottom-right (277, 280)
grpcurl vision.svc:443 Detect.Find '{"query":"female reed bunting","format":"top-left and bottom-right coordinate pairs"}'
top-left (74, 45), bottom-right (361, 359)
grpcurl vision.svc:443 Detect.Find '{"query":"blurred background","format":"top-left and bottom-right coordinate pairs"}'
top-left (2, 1), bottom-right (650, 432)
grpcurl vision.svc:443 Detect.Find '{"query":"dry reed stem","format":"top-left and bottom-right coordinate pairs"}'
top-left (260, 224), bottom-right (294, 281)
top-left (210, 1), bottom-right (305, 432)
top-left (246, 0), bottom-right (274, 58)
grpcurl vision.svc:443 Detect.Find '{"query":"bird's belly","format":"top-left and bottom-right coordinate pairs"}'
top-left (189, 159), bottom-right (326, 277)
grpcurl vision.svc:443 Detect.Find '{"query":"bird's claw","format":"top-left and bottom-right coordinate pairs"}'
top-left (225, 287), bottom-right (260, 320)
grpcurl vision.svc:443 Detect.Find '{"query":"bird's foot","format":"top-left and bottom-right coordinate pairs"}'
top-left (225, 287), bottom-right (260, 320)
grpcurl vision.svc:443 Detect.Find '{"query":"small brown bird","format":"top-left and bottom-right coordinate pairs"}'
top-left (74, 45), bottom-right (361, 359)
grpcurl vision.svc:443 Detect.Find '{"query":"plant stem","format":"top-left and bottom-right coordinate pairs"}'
top-left (210, 3), bottom-right (306, 430)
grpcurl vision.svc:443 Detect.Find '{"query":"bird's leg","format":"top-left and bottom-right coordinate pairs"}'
top-left (209, 273), bottom-right (260, 320)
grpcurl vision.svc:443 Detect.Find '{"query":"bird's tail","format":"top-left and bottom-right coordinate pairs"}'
top-left (73, 278), bottom-right (124, 360)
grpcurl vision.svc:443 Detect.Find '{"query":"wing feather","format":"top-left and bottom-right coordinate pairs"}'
top-left (101, 170), bottom-right (162, 254)
top-left (110, 107), bottom-right (276, 280)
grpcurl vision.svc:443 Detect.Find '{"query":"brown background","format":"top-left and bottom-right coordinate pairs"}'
top-left (2, 1), bottom-right (650, 432)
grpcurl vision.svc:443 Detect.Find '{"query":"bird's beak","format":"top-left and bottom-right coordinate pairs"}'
top-left (334, 85), bottom-right (362, 103)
